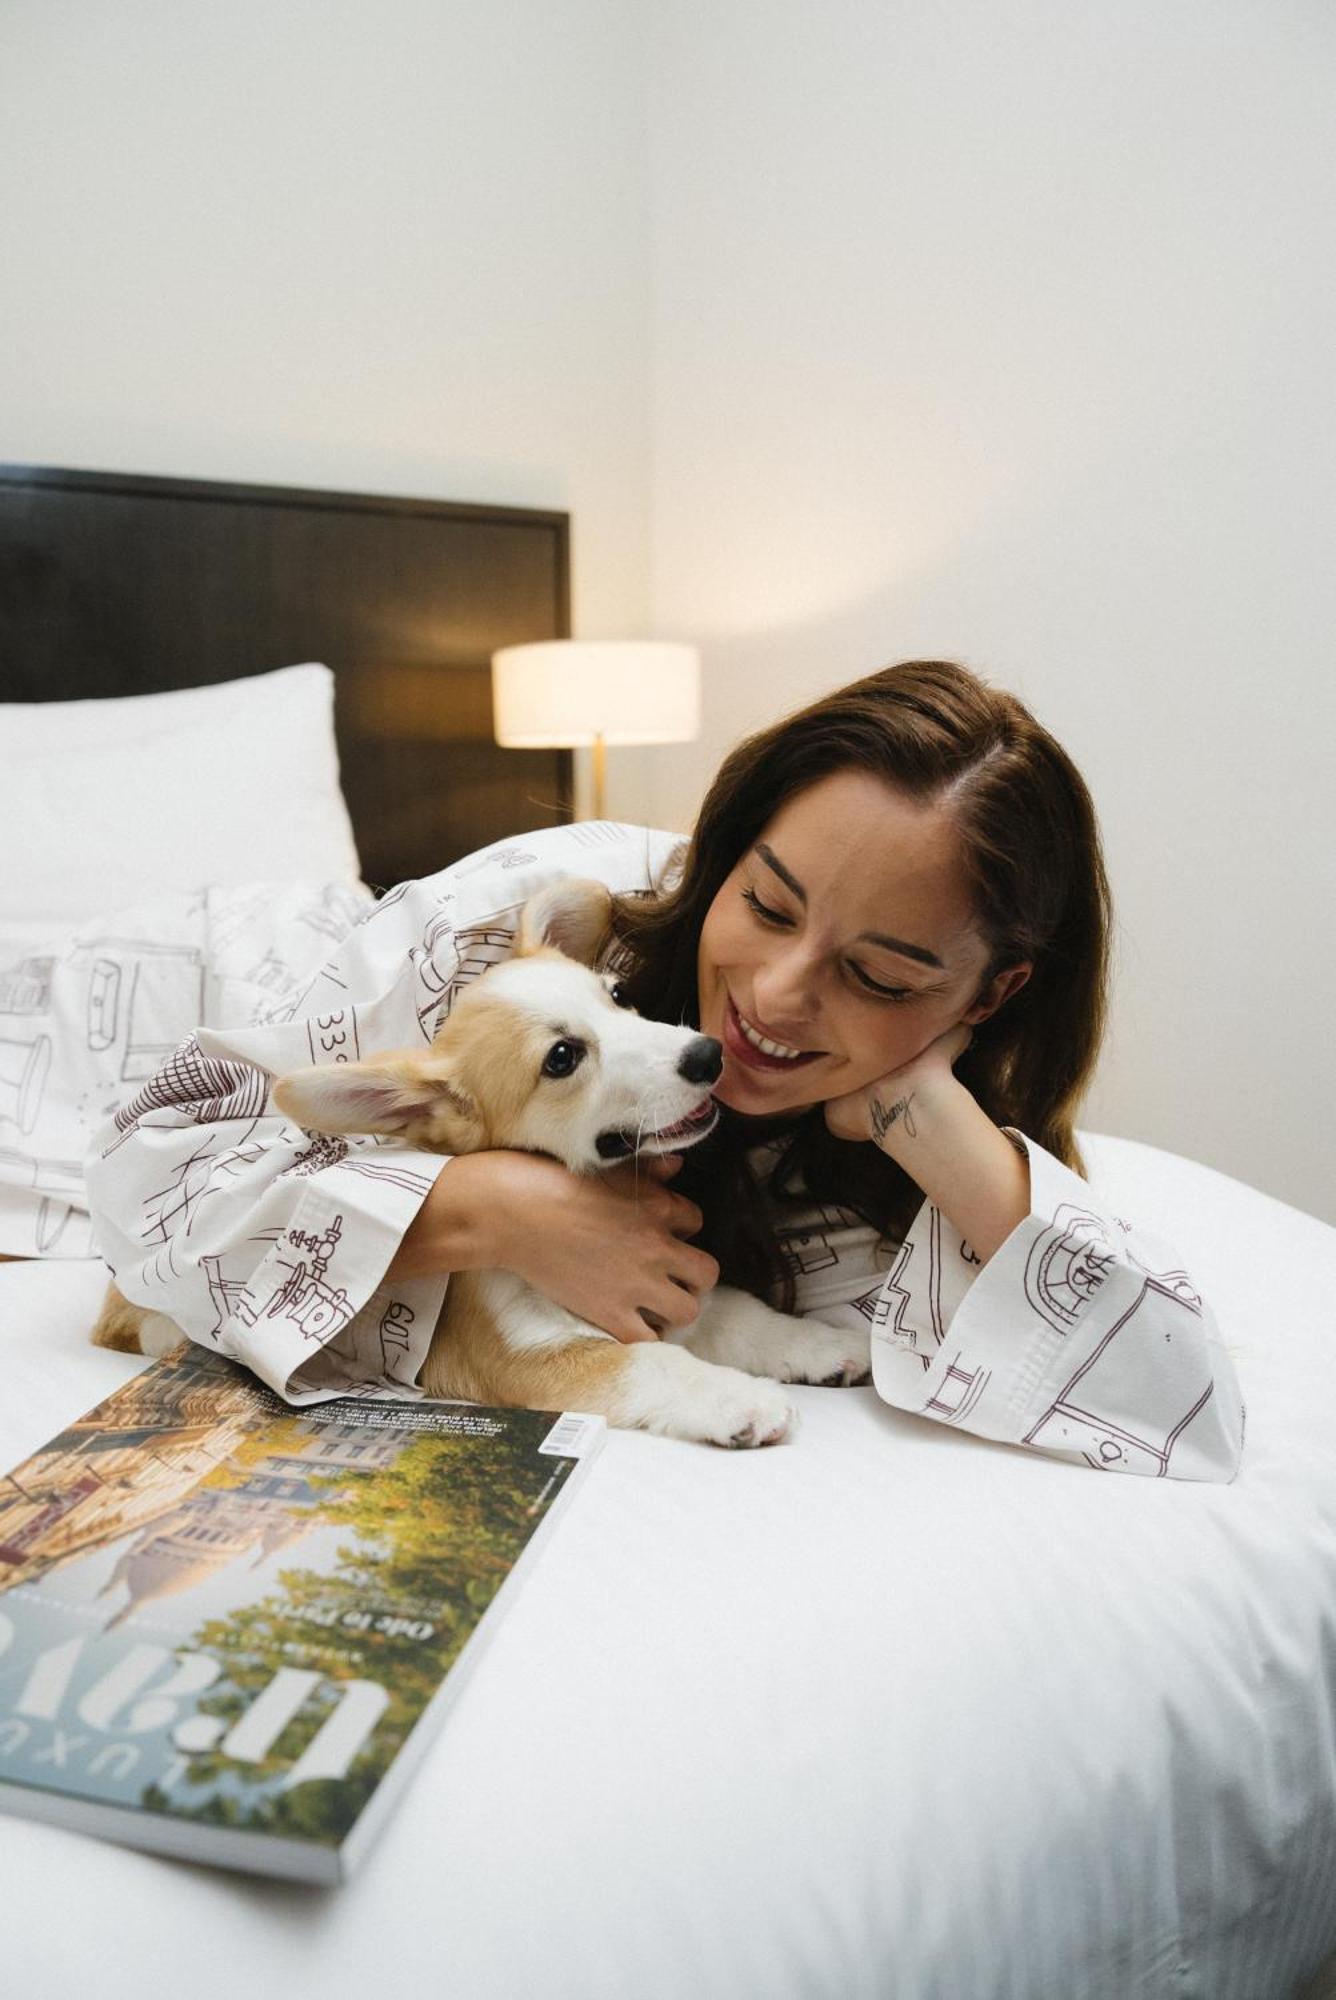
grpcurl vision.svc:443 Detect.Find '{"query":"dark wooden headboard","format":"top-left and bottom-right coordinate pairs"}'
top-left (0, 463), bottom-right (573, 888)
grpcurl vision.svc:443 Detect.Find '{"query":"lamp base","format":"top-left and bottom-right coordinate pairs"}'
top-left (589, 732), bottom-right (606, 821)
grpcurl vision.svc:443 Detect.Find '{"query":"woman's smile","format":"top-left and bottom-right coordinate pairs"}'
top-left (723, 995), bottom-right (825, 1071)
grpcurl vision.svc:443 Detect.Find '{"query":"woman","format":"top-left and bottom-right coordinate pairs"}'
top-left (87, 661), bottom-right (1243, 1480)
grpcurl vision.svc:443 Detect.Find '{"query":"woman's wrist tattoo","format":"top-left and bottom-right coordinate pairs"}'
top-left (870, 1091), bottom-right (917, 1144)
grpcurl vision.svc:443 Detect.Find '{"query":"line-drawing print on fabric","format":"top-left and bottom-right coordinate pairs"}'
top-left (441, 925), bottom-right (518, 1015)
top-left (0, 957), bottom-right (55, 1016)
top-left (850, 1284), bottom-right (890, 1324)
top-left (306, 1007), bottom-right (361, 1067)
top-left (368, 880), bottom-right (413, 914)
top-left (1127, 1254), bottom-right (1203, 1313)
top-left (925, 1354), bottom-right (992, 1426)
top-left (927, 1207), bottom-right (944, 1344)
top-left (262, 1215), bottom-right (353, 1345)
top-left (140, 1120), bottom-right (268, 1246)
top-left (198, 1229), bottom-right (292, 1342)
top-left (282, 1133), bottom-right (350, 1178)
top-left (199, 1254), bottom-right (242, 1343)
top-left (86, 959), bottom-right (121, 1050)
top-left (0, 1147), bottom-right (83, 1197)
top-left (296, 888), bottom-right (367, 943)
top-left (872, 1238), bottom-right (934, 1367)
top-left (780, 1203), bottom-right (863, 1277)
top-left (410, 908), bottom-right (460, 1032)
top-left (245, 949), bottom-right (294, 996)
top-left (0, 1033), bottom-right (52, 1135)
top-left (1022, 1275), bottom-right (1214, 1474)
top-left (118, 950), bottom-right (208, 1083)
top-left (378, 1297), bottom-right (416, 1373)
top-left (1024, 1203), bottom-right (1117, 1334)
top-left (112, 1037), bottom-right (270, 1147)
top-left (334, 1157), bottom-right (434, 1198)
top-left (35, 1197), bottom-right (84, 1255)
top-left (456, 843), bottom-right (536, 880)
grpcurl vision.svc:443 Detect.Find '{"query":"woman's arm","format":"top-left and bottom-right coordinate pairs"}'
top-left (864, 1073), bottom-right (1029, 1262)
top-left (823, 1026), bottom-right (1244, 1482)
top-left (825, 1023), bottom-right (1029, 1261)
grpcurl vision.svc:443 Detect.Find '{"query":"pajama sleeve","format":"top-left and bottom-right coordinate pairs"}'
top-left (84, 870), bottom-right (461, 1405)
top-left (85, 822), bottom-right (683, 1405)
top-left (866, 1134), bottom-right (1245, 1481)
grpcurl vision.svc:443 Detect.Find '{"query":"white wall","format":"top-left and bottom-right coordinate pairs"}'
top-left (643, 0), bottom-right (1336, 1221)
top-left (0, 0), bottom-right (651, 643)
top-left (3, 1), bottom-right (1332, 1220)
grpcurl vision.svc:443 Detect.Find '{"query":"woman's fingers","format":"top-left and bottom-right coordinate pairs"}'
top-left (665, 1192), bottom-right (705, 1238)
top-left (640, 1276), bottom-right (704, 1332)
top-left (621, 1312), bottom-right (666, 1343)
top-left (603, 1158), bottom-right (705, 1240)
top-left (668, 1243), bottom-right (720, 1296)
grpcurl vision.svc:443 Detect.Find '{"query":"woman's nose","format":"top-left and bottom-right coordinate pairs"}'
top-left (752, 942), bottom-right (819, 1027)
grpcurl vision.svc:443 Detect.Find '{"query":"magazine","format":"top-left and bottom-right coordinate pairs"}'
top-left (0, 1343), bottom-right (604, 1883)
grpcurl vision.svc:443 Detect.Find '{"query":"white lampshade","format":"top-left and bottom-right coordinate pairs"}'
top-left (491, 640), bottom-right (701, 748)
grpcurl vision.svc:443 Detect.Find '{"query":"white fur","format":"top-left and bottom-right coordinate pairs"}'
top-left (472, 954), bottom-right (717, 1163)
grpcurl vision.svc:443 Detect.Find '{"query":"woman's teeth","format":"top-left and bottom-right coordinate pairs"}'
top-left (736, 1011), bottom-right (806, 1061)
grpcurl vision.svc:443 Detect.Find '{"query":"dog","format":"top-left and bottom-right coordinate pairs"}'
top-left (93, 878), bottom-right (873, 1447)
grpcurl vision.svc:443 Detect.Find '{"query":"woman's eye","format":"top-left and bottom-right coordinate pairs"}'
top-left (741, 886), bottom-right (791, 927)
top-left (608, 982), bottom-right (634, 1009)
top-left (742, 884), bottom-right (909, 998)
top-left (849, 966), bottom-right (912, 1002)
top-left (541, 1039), bottom-right (585, 1078)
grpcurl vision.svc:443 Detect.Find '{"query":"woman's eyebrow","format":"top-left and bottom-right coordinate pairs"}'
top-left (755, 842), bottom-right (946, 970)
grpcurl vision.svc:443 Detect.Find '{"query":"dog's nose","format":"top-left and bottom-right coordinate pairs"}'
top-left (677, 1036), bottom-right (723, 1085)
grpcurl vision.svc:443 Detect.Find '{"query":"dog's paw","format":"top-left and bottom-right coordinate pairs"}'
top-left (771, 1321), bottom-right (873, 1388)
top-left (696, 1368), bottom-right (799, 1449)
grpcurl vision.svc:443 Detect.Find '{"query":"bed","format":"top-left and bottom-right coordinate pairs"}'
top-left (3, 464), bottom-right (1336, 1999)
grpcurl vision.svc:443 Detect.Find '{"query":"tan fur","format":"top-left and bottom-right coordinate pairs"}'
top-left (392, 970), bottom-right (564, 1154)
top-left (418, 1270), bottom-right (631, 1410)
top-left (90, 1281), bottom-right (150, 1354)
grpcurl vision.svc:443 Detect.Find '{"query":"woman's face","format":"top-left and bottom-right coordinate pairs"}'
top-left (696, 768), bottom-right (1027, 1118)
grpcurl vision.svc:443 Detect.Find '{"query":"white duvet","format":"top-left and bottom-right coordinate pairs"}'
top-left (2, 1132), bottom-right (1335, 1999)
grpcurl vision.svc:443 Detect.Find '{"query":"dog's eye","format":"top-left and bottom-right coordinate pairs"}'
top-left (609, 982), bottom-right (633, 1009)
top-left (541, 1039), bottom-right (584, 1079)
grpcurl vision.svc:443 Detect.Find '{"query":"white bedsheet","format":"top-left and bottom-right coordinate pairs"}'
top-left (2, 1133), bottom-right (1335, 2000)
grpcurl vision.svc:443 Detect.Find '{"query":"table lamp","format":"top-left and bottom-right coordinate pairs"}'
top-left (491, 639), bottom-right (701, 820)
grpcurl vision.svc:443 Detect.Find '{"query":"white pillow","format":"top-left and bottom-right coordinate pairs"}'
top-left (2, 663), bottom-right (363, 927)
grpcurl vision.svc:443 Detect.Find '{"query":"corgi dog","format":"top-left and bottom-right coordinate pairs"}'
top-left (93, 878), bottom-right (872, 1447)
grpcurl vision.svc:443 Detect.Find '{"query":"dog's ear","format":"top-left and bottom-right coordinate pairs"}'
top-left (515, 877), bottom-right (613, 966)
top-left (273, 1054), bottom-right (483, 1151)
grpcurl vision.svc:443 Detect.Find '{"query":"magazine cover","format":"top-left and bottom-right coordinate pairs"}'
top-left (0, 1344), bottom-right (604, 1883)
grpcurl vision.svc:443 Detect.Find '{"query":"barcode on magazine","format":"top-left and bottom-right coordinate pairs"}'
top-left (538, 1412), bottom-right (602, 1458)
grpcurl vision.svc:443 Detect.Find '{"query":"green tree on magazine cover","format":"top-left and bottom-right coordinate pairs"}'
top-left (144, 1427), bottom-right (572, 1839)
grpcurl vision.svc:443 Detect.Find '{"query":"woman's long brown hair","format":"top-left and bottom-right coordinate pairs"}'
top-left (606, 660), bottom-right (1112, 1309)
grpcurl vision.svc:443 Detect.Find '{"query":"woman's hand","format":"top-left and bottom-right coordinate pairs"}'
top-left (388, 1148), bottom-right (719, 1343)
top-left (823, 1020), bottom-right (1030, 1263)
top-left (823, 1021), bottom-right (973, 1147)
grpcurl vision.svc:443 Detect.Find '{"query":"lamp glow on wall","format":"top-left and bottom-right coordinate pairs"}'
top-left (491, 640), bottom-right (701, 820)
